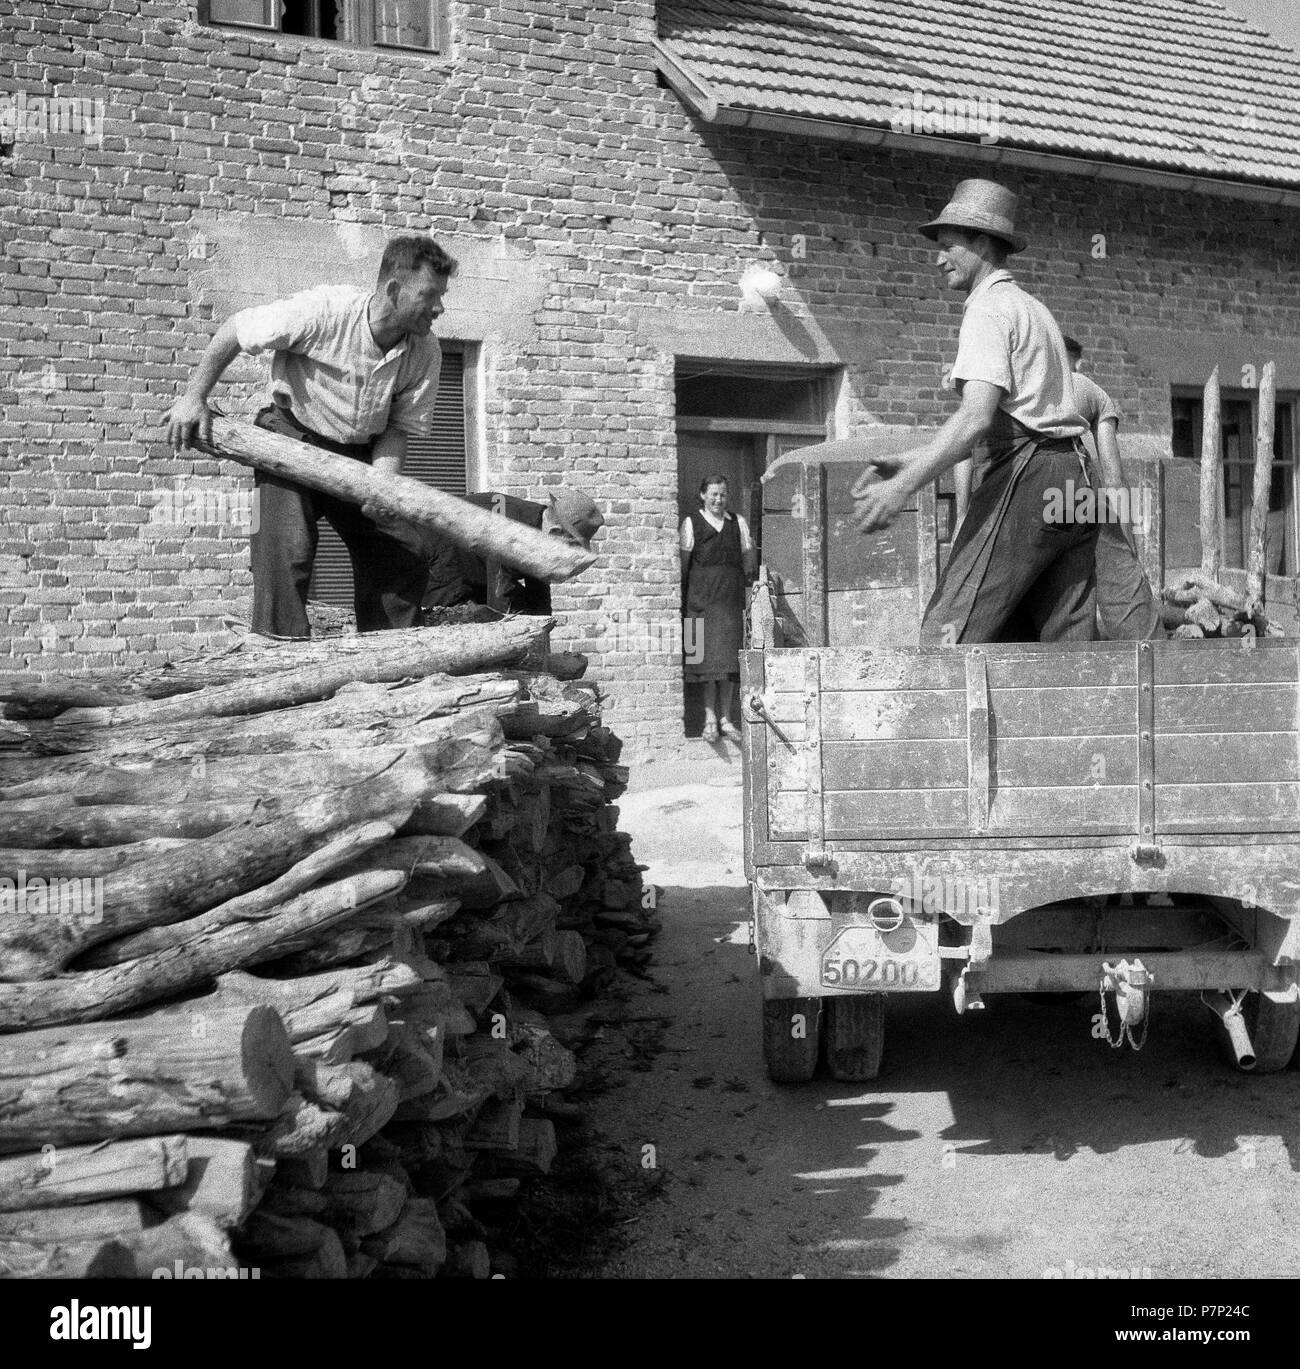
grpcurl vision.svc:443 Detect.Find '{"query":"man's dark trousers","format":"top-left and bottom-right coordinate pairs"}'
top-left (250, 405), bottom-right (428, 639)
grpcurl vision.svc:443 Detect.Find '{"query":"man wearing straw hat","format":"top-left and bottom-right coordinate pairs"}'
top-left (852, 179), bottom-right (1098, 643)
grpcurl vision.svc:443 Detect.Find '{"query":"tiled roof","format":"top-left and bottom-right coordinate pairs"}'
top-left (656, 0), bottom-right (1300, 189)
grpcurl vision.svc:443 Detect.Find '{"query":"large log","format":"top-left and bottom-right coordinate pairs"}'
top-left (65, 710), bottom-right (502, 807)
top-left (197, 415), bottom-right (593, 584)
top-left (0, 868), bottom-right (407, 1029)
top-left (0, 1136), bottom-right (189, 1212)
top-left (0, 839), bottom-right (191, 879)
top-left (45, 620), bottom-right (546, 730)
top-left (0, 755), bottom-right (427, 979)
top-left (0, 798), bottom-right (273, 848)
top-left (0, 1233), bottom-right (136, 1278)
top-left (0, 1005), bottom-right (294, 1153)
top-left (8, 673), bottom-right (520, 767)
top-left (77, 820), bottom-right (396, 966)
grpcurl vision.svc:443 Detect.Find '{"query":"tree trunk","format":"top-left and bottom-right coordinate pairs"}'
top-left (0, 1005), bottom-right (294, 1153)
top-left (0, 754), bottom-right (427, 979)
top-left (0, 839), bottom-right (191, 879)
top-left (0, 798), bottom-right (274, 848)
top-left (197, 415), bottom-right (592, 584)
top-left (76, 820), bottom-right (396, 966)
top-left (0, 1136), bottom-right (188, 1211)
top-left (0, 868), bottom-right (407, 1029)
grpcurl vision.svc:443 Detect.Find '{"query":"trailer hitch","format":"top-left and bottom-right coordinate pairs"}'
top-left (744, 692), bottom-right (793, 746)
top-left (1097, 958), bottom-right (1152, 1050)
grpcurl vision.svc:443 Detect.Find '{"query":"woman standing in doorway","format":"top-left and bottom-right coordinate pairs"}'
top-left (680, 474), bottom-right (757, 742)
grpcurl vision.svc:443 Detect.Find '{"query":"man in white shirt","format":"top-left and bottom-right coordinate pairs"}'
top-left (852, 180), bottom-right (1098, 643)
top-left (165, 235), bottom-right (456, 639)
top-left (1063, 336), bottom-right (1163, 640)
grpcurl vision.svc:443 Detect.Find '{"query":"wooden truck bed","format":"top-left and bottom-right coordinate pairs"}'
top-left (743, 445), bottom-right (1300, 1080)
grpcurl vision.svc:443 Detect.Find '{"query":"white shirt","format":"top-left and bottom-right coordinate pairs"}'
top-left (233, 284), bottom-right (441, 445)
top-left (680, 510), bottom-right (753, 554)
top-left (951, 270), bottom-right (1087, 440)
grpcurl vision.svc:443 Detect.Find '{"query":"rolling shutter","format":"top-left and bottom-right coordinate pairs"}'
top-left (308, 349), bottom-right (467, 607)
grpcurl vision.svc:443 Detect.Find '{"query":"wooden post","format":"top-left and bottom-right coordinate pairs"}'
top-left (1247, 360), bottom-right (1276, 609)
top-left (196, 416), bottom-right (594, 584)
top-left (1200, 367), bottom-right (1222, 581)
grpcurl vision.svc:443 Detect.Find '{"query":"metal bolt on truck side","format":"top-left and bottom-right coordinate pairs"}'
top-left (741, 436), bottom-right (1300, 1083)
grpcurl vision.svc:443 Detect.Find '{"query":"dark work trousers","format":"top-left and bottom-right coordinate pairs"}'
top-left (922, 441), bottom-right (1100, 644)
top-left (249, 405), bottom-right (429, 640)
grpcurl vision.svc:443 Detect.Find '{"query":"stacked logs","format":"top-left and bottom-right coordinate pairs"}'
top-left (0, 621), bottom-right (656, 1278)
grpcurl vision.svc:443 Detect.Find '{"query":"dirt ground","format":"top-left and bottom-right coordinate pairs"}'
top-left (579, 750), bottom-right (1300, 1280)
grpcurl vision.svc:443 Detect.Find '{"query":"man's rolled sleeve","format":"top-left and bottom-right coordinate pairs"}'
top-left (232, 288), bottom-right (329, 357)
top-left (388, 344), bottom-right (441, 439)
top-left (952, 305), bottom-right (1015, 393)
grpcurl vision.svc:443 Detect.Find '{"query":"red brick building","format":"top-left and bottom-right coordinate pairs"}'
top-left (4, 0), bottom-right (1300, 755)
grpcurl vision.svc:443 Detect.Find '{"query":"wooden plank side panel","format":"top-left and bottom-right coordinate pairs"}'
top-left (763, 647), bottom-right (1136, 694)
top-left (1154, 685), bottom-right (1298, 734)
top-left (770, 789), bottom-right (970, 841)
top-left (1157, 784), bottom-right (1300, 833)
top-left (986, 787), bottom-right (1137, 834)
top-left (1158, 733), bottom-right (1300, 785)
top-left (773, 736), bottom-right (1138, 793)
top-left (1151, 640), bottom-right (1299, 686)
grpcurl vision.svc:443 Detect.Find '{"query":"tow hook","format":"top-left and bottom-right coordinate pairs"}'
top-left (1098, 958), bottom-right (1152, 1050)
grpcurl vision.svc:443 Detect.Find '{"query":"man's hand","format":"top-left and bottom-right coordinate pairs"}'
top-left (850, 456), bottom-right (901, 498)
top-left (853, 474), bottom-right (910, 534)
top-left (165, 393), bottom-right (213, 452)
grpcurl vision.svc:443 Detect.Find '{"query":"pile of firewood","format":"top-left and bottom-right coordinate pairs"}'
top-left (0, 619), bottom-right (656, 1278)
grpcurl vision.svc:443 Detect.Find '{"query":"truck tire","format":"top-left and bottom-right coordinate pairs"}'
top-left (1242, 991), bottom-right (1300, 1073)
top-left (762, 997), bottom-right (822, 1084)
top-left (823, 994), bottom-right (885, 1082)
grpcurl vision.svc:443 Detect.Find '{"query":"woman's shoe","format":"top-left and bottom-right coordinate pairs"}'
top-left (718, 719), bottom-right (740, 740)
top-left (704, 720), bottom-right (721, 742)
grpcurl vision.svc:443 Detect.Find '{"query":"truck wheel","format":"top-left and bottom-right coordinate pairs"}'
top-left (1242, 992), bottom-right (1300, 1073)
top-left (823, 994), bottom-right (885, 1082)
top-left (762, 997), bottom-right (822, 1084)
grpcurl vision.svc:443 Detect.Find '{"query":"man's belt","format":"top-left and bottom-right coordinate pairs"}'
top-left (269, 403), bottom-right (373, 459)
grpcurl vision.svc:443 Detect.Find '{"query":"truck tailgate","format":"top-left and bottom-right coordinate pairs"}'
top-left (743, 639), bottom-right (1300, 846)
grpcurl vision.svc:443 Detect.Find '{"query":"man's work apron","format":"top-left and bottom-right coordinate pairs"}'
top-left (921, 419), bottom-right (1096, 645)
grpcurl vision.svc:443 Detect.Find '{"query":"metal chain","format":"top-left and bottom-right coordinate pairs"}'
top-left (1098, 977), bottom-right (1152, 1051)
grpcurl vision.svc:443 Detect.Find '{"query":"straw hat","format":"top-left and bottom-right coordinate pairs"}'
top-left (920, 179), bottom-right (1027, 254)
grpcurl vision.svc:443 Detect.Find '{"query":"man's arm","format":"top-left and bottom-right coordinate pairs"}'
top-left (851, 381), bottom-right (1003, 534)
top-left (370, 427), bottom-right (407, 478)
top-left (953, 455), bottom-right (973, 530)
top-left (164, 317), bottom-right (243, 450)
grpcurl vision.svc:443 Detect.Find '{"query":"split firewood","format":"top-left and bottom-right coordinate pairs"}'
top-left (0, 1136), bottom-right (189, 1212)
top-left (499, 930), bottom-right (587, 985)
top-left (293, 1058), bottom-right (399, 1149)
top-left (0, 755), bottom-right (425, 979)
top-left (0, 869), bottom-right (407, 1030)
top-left (275, 1151), bottom-right (328, 1191)
top-left (151, 1137), bottom-right (273, 1229)
top-left (0, 1005), bottom-right (294, 1153)
top-left (360, 1195), bottom-right (446, 1272)
top-left (480, 1118), bottom-right (557, 1178)
top-left (445, 963), bottom-right (504, 1016)
top-left (316, 1171), bottom-right (408, 1237)
top-left (447, 1238), bottom-right (492, 1278)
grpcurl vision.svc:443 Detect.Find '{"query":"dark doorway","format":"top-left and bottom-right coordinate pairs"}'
top-left (675, 362), bottom-right (836, 738)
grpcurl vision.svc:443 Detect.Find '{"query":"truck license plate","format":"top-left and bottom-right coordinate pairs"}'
top-left (820, 922), bottom-right (940, 992)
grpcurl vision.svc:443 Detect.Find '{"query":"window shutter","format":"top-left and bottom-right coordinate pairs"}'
top-left (309, 350), bottom-right (467, 608)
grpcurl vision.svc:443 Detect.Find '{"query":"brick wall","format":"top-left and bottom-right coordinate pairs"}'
top-left (5, 0), bottom-right (1300, 757)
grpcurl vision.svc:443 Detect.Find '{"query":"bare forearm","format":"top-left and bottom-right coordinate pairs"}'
top-left (894, 407), bottom-right (995, 497)
top-left (185, 318), bottom-right (242, 401)
top-left (1095, 421), bottom-right (1125, 491)
top-left (371, 428), bottom-right (407, 477)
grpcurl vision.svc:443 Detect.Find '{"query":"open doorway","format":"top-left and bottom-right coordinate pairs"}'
top-left (675, 362), bottom-right (835, 738)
